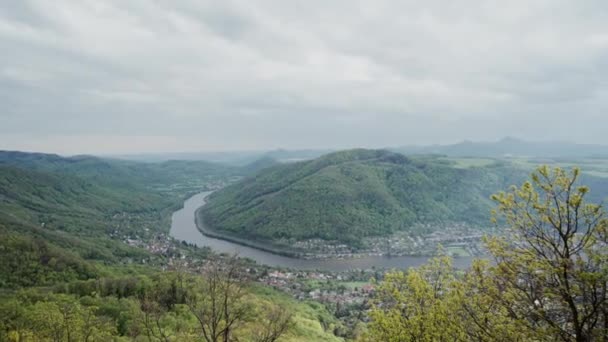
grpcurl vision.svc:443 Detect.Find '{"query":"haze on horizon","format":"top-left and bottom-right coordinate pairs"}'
top-left (1, 1), bottom-right (608, 155)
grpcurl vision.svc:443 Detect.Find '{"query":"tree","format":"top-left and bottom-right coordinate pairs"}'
top-left (0, 298), bottom-right (28, 341)
top-left (26, 301), bottom-right (66, 342)
top-left (487, 166), bottom-right (608, 341)
top-left (137, 271), bottom-right (189, 342)
top-left (251, 304), bottom-right (294, 342)
top-left (186, 257), bottom-right (251, 342)
top-left (451, 259), bottom-right (531, 341)
top-left (23, 295), bottom-right (116, 342)
top-left (368, 166), bottom-right (608, 341)
top-left (368, 253), bottom-right (466, 341)
top-left (139, 294), bottom-right (172, 342)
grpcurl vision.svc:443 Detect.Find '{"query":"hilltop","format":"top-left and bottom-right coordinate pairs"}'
top-left (199, 149), bottom-right (528, 248)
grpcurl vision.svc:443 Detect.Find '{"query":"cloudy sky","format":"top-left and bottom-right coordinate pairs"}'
top-left (1, 1), bottom-right (608, 154)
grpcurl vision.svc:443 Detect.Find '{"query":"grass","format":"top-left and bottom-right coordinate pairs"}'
top-left (507, 157), bottom-right (608, 179)
top-left (442, 157), bottom-right (498, 168)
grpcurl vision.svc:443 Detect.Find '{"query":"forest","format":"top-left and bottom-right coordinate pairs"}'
top-left (200, 149), bottom-right (608, 249)
top-left (0, 151), bottom-right (342, 341)
top-left (1, 150), bottom-right (607, 341)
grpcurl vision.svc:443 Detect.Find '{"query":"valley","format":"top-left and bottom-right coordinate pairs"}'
top-left (198, 149), bottom-right (608, 260)
top-left (2, 148), bottom-right (608, 340)
top-left (4, 3), bottom-right (607, 338)
top-left (171, 191), bottom-right (475, 271)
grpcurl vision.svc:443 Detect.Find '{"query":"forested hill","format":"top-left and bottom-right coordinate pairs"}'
top-left (0, 159), bottom-right (173, 288)
top-left (0, 150), bottom-right (240, 190)
top-left (0, 151), bottom-right (244, 288)
top-left (0, 152), bottom-right (345, 341)
top-left (200, 149), bottom-right (529, 246)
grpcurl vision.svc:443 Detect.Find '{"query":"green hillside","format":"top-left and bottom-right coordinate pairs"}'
top-left (0, 163), bottom-right (170, 289)
top-left (200, 149), bottom-right (531, 246)
top-left (0, 151), bottom-right (244, 289)
top-left (0, 152), bottom-right (347, 341)
top-left (0, 150), bottom-right (239, 192)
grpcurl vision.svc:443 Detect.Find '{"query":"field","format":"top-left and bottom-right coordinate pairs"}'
top-left (442, 156), bottom-right (608, 178)
top-left (441, 157), bottom-right (498, 168)
top-left (508, 157), bottom-right (608, 178)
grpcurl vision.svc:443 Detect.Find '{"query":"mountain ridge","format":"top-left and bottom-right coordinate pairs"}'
top-left (200, 149), bottom-right (527, 248)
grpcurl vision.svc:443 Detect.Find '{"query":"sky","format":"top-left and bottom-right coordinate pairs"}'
top-left (1, 1), bottom-right (608, 155)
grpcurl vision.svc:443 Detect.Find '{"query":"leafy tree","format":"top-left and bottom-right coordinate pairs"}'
top-left (451, 259), bottom-right (531, 341)
top-left (138, 295), bottom-right (172, 342)
top-left (368, 253), bottom-right (466, 341)
top-left (22, 295), bottom-right (115, 342)
top-left (251, 304), bottom-right (294, 342)
top-left (486, 166), bottom-right (608, 341)
top-left (368, 167), bottom-right (608, 341)
top-left (186, 257), bottom-right (251, 342)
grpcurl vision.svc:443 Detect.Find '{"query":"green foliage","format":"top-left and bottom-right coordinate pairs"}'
top-left (0, 151), bottom-right (343, 341)
top-left (368, 166), bottom-right (608, 341)
top-left (0, 150), bottom-right (242, 289)
top-left (0, 229), bottom-right (98, 288)
top-left (248, 285), bottom-right (344, 342)
top-left (368, 254), bottom-right (465, 341)
top-left (486, 166), bottom-right (608, 341)
top-left (0, 163), bottom-right (163, 288)
top-left (201, 149), bottom-right (527, 246)
top-left (0, 271), bottom-right (341, 342)
top-left (0, 150), bottom-right (238, 191)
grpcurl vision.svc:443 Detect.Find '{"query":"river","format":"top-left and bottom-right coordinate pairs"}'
top-left (170, 192), bottom-right (475, 271)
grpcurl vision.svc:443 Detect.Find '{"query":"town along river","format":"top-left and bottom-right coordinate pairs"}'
top-left (170, 192), bottom-right (475, 272)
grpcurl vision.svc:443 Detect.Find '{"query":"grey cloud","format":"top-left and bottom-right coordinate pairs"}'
top-left (1, 0), bottom-right (608, 154)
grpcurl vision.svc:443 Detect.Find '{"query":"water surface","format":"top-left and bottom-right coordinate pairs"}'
top-left (170, 192), bottom-right (474, 271)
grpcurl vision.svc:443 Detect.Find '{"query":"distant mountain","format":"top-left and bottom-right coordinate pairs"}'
top-left (112, 149), bottom-right (332, 165)
top-left (200, 149), bottom-right (529, 248)
top-left (240, 156), bottom-right (280, 174)
top-left (0, 150), bottom-right (241, 189)
top-left (262, 149), bottom-right (333, 162)
top-left (395, 137), bottom-right (608, 158)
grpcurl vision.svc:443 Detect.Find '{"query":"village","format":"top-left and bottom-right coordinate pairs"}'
top-left (288, 222), bottom-right (488, 259)
top-left (107, 203), bottom-right (484, 333)
top-left (118, 225), bottom-right (379, 330)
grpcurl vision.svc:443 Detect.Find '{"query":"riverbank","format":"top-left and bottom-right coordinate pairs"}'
top-left (194, 207), bottom-right (312, 258)
top-left (195, 208), bottom-right (486, 260)
top-left (171, 192), bottom-right (476, 270)
top-left (194, 206), bottom-right (433, 260)
top-left (194, 206), bottom-right (457, 260)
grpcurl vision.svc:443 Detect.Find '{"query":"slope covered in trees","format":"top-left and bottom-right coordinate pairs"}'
top-left (0, 162), bottom-right (173, 287)
top-left (0, 258), bottom-right (342, 341)
top-left (0, 150), bottom-right (240, 190)
top-left (0, 151), bottom-right (246, 288)
top-left (200, 149), bottom-right (529, 246)
top-left (0, 151), bottom-right (344, 341)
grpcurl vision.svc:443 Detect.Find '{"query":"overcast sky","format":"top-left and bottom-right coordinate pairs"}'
top-left (1, 1), bottom-right (608, 154)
